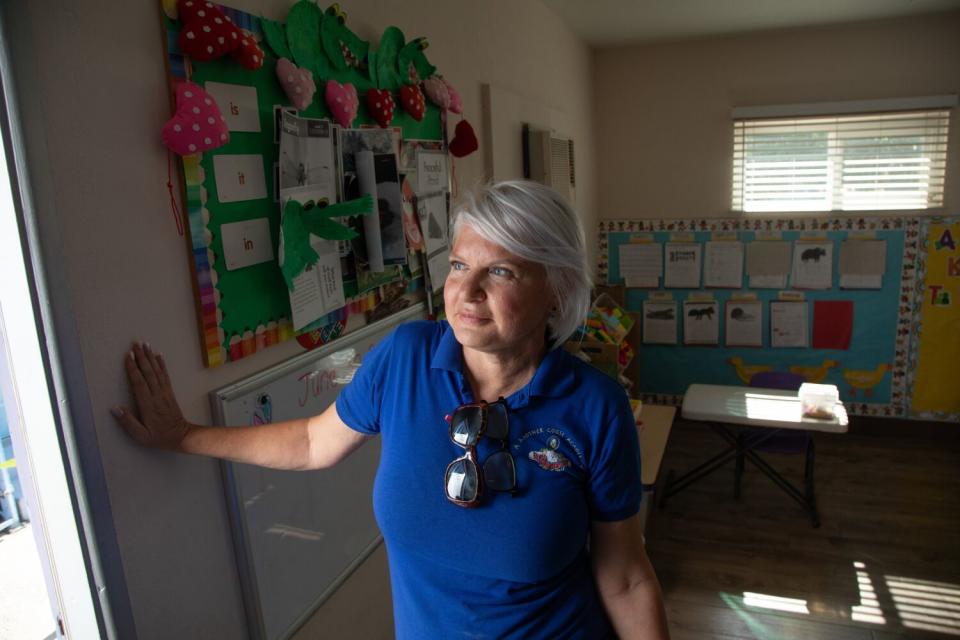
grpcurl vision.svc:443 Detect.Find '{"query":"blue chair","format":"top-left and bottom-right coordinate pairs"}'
top-left (736, 371), bottom-right (817, 525)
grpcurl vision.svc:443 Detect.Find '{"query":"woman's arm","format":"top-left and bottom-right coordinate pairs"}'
top-left (591, 514), bottom-right (671, 640)
top-left (112, 342), bottom-right (369, 470)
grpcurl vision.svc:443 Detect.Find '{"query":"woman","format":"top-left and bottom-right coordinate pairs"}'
top-left (114, 180), bottom-right (670, 639)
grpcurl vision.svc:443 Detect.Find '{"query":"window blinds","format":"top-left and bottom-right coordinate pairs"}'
top-left (732, 109), bottom-right (950, 212)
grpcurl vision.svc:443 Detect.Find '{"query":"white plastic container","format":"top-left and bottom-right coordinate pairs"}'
top-left (799, 383), bottom-right (839, 420)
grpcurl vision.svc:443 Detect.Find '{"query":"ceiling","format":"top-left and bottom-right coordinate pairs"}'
top-left (540, 0), bottom-right (960, 46)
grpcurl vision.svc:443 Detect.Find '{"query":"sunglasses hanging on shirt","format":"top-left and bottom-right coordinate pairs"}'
top-left (444, 399), bottom-right (517, 507)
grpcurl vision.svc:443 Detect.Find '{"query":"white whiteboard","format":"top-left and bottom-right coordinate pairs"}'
top-left (211, 305), bottom-right (424, 640)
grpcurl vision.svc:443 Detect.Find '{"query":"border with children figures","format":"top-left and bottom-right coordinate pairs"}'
top-left (597, 215), bottom-right (923, 419)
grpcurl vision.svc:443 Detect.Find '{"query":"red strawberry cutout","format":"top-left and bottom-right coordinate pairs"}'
top-left (366, 89), bottom-right (395, 128)
top-left (233, 31), bottom-right (264, 70)
top-left (399, 84), bottom-right (425, 121)
top-left (176, 0), bottom-right (263, 70)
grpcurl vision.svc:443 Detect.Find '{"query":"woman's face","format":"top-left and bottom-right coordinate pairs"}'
top-left (444, 224), bottom-right (554, 357)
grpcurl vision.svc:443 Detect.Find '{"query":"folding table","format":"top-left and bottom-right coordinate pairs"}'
top-left (661, 384), bottom-right (848, 527)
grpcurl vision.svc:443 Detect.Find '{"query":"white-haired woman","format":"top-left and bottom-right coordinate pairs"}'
top-left (114, 180), bottom-right (670, 639)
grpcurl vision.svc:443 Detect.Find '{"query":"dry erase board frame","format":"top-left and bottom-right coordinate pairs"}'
top-left (598, 215), bottom-right (923, 419)
top-left (211, 304), bottom-right (425, 640)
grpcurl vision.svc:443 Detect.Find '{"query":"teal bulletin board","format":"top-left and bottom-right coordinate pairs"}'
top-left (161, 2), bottom-right (447, 366)
top-left (599, 216), bottom-right (922, 418)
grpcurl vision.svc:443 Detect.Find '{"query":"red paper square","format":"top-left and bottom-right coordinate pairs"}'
top-left (813, 300), bottom-right (853, 350)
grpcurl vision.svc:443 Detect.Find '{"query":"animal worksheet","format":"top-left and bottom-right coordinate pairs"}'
top-left (642, 301), bottom-right (678, 344)
top-left (725, 300), bottom-right (763, 347)
top-left (683, 300), bottom-right (719, 345)
top-left (791, 241), bottom-right (833, 289)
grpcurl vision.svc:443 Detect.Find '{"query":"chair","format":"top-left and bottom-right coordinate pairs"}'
top-left (736, 371), bottom-right (817, 524)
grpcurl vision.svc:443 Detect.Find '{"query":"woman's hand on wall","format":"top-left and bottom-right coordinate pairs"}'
top-left (112, 342), bottom-right (191, 451)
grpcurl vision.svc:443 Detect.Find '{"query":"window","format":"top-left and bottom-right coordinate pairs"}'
top-left (732, 100), bottom-right (952, 213)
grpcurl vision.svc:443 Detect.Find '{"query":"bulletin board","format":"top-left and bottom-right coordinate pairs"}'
top-left (596, 215), bottom-right (959, 421)
top-left (160, 2), bottom-right (451, 367)
top-left (908, 218), bottom-right (960, 421)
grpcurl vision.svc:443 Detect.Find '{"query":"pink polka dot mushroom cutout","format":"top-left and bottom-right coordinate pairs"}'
top-left (276, 58), bottom-right (316, 111)
top-left (162, 81), bottom-right (230, 156)
top-left (444, 77), bottom-right (463, 114)
top-left (423, 76), bottom-right (450, 110)
top-left (325, 80), bottom-right (359, 128)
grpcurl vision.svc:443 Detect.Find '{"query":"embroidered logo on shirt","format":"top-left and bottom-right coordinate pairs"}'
top-left (529, 437), bottom-right (571, 472)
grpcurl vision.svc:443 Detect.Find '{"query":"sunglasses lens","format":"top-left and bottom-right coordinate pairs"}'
top-left (451, 407), bottom-right (483, 446)
top-left (445, 458), bottom-right (479, 502)
top-left (483, 451), bottom-right (516, 492)
top-left (484, 403), bottom-right (509, 440)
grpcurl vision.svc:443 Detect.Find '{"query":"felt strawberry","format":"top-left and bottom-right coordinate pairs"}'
top-left (366, 89), bottom-right (395, 128)
top-left (423, 76), bottom-right (450, 110)
top-left (276, 58), bottom-right (316, 111)
top-left (449, 119), bottom-right (478, 158)
top-left (325, 80), bottom-right (359, 128)
top-left (233, 30), bottom-right (265, 70)
top-left (399, 84), bottom-right (425, 121)
top-left (443, 77), bottom-right (463, 114)
top-left (176, 0), bottom-right (264, 70)
top-left (162, 81), bottom-right (229, 156)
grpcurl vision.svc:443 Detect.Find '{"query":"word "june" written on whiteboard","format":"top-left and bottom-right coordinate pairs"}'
top-left (297, 368), bottom-right (341, 407)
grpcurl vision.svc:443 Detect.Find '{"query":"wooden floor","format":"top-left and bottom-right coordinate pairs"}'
top-left (645, 417), bottom-right (960, 640)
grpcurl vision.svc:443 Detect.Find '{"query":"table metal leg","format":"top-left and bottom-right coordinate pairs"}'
top-left (663, 422), bottom-right (822, 527)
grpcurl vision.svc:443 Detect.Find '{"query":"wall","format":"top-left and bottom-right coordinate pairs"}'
top-left (1, 1), bottom-right (595, 638)
top-left (593, 11), bottom-right (960, 220)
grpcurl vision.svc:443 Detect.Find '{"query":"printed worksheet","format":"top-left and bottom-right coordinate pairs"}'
top-left (791, 242), bottom-right (833, 289)
top-left (663, 243), bottom-right (701, 288)
top-left (618, 243), bottom-right (662, 287)
top-left (278, 112), bottom-right (338, 200)
top-left (683, 300), bottom-right (719, 345)
top-left (416, 149), bottom-right (449, 194)
top-left (839, 239), bottom-right (886, 289)
top-left (746, 241), bottom-right (791, 288)
top-left (725, 300), bottom-right (763, 347)
top-left (770, 301), bottom-right (809, 348)
top-left (642, 301), bottom-right (678, 345)
top-left (749, 274), bottom-right (788, 289)
top-left (704, 241), bottom-right (744, 288)
top-left (417, 191), bottom-right (451, 292)
top-left (284, 233), bottom-right (346, 331)
top-left (839, 274), bottom-right (883, 289)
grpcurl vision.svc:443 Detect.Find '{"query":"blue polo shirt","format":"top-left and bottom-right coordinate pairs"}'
top-left (336, 321), bottom-right (641, 639)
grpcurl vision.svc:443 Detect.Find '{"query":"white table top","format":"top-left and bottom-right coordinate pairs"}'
top-left (681, 384), bottom-right (849, 433)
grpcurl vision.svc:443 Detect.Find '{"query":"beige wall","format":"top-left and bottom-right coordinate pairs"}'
top-left (3, 1), bottom-right (594, 638)
top-left (593, 11), bottom-right (960, 221)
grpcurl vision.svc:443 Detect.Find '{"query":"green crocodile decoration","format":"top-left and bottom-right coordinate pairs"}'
top-left (320, 4), bottom-right (374, 90)
top-left (280, 195), bottom-right (373, 290)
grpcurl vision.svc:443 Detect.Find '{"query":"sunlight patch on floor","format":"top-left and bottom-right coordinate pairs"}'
top-left (885, 575), bottom-right (960, 636)
top-left (852, 561), bottom-right (887, 625)
top-left (742, 592), bottom-right (810, 614)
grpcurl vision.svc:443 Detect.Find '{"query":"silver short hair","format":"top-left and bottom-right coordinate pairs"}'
top-left (450, 180), bottom-right (592, 347)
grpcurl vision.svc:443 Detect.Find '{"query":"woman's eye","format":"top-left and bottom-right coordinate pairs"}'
top-left (450, 261), bottom-right (466, 271)
top-left (490, 266), bottom-right (514, 278)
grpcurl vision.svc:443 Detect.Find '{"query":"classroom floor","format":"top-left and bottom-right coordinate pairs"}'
top-left (645, 417), bottom-right (960, 640)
